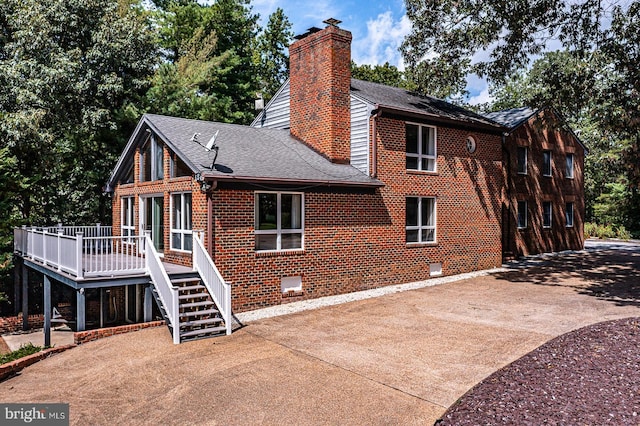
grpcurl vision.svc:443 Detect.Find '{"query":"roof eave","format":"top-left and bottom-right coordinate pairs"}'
top-left (200, 173), bottom-right (385, 188)
top-left (376, 105), bottom-right (506, 134)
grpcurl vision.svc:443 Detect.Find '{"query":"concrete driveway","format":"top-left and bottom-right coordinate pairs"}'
top-left (1, 241), bottom-right (638, 425)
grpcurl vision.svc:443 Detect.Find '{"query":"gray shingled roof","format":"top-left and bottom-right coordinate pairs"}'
top-left (350, 79), bottom-right (503, 129)
top-left (483, 107), bottom-right (536, 129)
top-left (109, 114), bottom-right (382, 188)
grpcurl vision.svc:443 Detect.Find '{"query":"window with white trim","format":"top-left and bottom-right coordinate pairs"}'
top-left (566, 153), bottom-right (574, 178)
top-left (542, 151), bottom-right (552, 177)
top-left (517, 200), bottom-right (528, 229)
top-left (171, 192), bottom-right (192, 251)
top-left (121, 197), bottom-right (135, 242)
top-left (517, 147), bottom-right (528, 174)
top-left (566, 202), bottom-right (574, 227)
top-left (406, 123), bottom-right (437, 172)
top-left (141, 136), bottom-right (164, 182)
top-left (406, 197), bottom-right (436, 243)
top-left (542, 201), bottom-right (552, 228)
top-left (255, 192), bottom-right (303, 251)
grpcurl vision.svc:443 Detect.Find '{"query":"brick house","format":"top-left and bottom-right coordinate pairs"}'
top-left (485, 107), bottom-right (586, 257)
top-left (14, 21), bottom-right (584, 343)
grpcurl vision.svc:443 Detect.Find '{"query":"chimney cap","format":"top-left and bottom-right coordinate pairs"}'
top-left (293, 26), bottom-right (322, 40)
top-left (323, 18), bottom-right (342, 27)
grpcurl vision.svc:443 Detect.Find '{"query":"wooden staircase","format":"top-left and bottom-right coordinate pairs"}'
top-left (152, 274), bottom-right (227, 342)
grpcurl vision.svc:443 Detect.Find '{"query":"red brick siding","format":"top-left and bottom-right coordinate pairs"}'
top-left (213, 116), bottom-right (504, 312)
top-left (289, 25), bottom-right (352, 163)
top-left (0, 314), bottom-right (44, 334)
top-left (504, 110), bottom-right (585, 256)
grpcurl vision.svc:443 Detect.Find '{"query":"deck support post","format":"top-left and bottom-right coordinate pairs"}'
top-left (76, 289), bottom-right (86, 332)
top-left (13, 257), bottom-right (21, 315)
top-left (43, 275), bottom-right (51, 347)
top-left (22, 264), bottom-right (28, 331)
top-left (144, 284), bottom-right (153, 322)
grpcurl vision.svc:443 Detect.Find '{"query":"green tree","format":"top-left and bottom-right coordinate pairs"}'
top-left (255, 8), bottom-right (293, 101)
top-left (351, 61), bottom-right (414, 90)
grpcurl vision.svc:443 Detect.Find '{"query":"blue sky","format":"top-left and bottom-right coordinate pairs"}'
top-left (247, 0), bottom-right (501, 103)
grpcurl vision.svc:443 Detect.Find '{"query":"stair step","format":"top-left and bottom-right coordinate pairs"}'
top-left (171, 277), bottom-right (201, 285)
top-left (179, 293), bottom-right (208, 301)
top-left (181, 326), bottom-right (227, 338)
top-left (180, 317), bottom-right (223, 328)
top-left (180, 300), bottom-right (214, 309)
top-left (178, 285), bottom-right (205, 292)
top-left (180, 308), bottom-right (219, 318)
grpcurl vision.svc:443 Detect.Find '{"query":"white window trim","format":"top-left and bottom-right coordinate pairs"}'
top-left (121, 197), bottom-right (135, 242)
top-left (140, 135), bottom-right (164, 182)
top-left (170, 192), bottom-right (193, 252)
top-left (255, 191), bottom-right (305, 252)
top-left (406, 196), bottom-right (437, 244)
top-left (542, 201), bottom-right (552, 229)
top-left (566, 153), bottom-right (575, 179)
top-left (517, 200), bottom-right (528, 229)
top-left (406, 122), bottom-right (437, 173)
top-left (517, 146), bottom-right (528, 175)
top-left (566, 202), bottom-right (575, 228)
top-left (543, 151), bottom-right (552, 177)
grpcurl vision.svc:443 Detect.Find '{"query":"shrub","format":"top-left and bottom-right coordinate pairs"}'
top-left (584, 222), bottom-right (598, 239)
top-left (616, 226), bottom-right (631, 241)
top-left (0, 343), bottom-right (42, 365)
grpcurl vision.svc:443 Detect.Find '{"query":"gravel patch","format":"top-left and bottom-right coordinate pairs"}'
top-left (436, 318), bottom-right (640, 425)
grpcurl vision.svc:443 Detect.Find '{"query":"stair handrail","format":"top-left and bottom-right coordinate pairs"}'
top-left (145, 234), bottom-right (181, 344)
top-left (192, 232), bottom-right (232, 335)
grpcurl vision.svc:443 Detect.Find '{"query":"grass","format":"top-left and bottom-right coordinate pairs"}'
top-left (0, 343), bottom-right (43, 365)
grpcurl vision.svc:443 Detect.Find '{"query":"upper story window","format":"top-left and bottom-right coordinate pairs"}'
top-left (565, 153), bottom-right (574, 179)
top-left (255, 192), bottom-right (304, 252)
top-left (171, 192), bottom-right (192, 252)
top-left (566, 202), bottom-right (574, 227)
top-left (406, 197), bottom-right (436, 244)
top-left (542, 201), bottom-right (552, 228)
top-left (542, 151), bottom-right (552, 177)
top-left (406, 123), bottom-right (437, 172)
top-left (170, 152), bottom-right (192, 178)
top-left (517, 200), bottom-right (528, 229)
top-left (517, 147), bottom-right (528, 174)
top-left (141, 136), bottom-right (164, 182)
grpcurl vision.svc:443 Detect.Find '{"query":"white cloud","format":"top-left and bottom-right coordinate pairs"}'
top-left (352, 11), bottom-right (411, 69)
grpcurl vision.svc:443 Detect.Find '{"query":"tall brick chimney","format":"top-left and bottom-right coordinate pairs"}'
top-left (289, 20), bottom-right (352, 164)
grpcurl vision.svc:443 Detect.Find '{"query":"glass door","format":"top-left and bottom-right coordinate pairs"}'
top-left (141, 195), bottom-right (164, 253)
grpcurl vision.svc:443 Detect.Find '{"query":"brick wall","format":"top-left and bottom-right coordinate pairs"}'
top-left (504, 109), bottom-right (585, 256)
top-left (213, 117), bottom-right (504, 312)
top-left (289, 25), bottom-right (352, 164)
top-left (112, 144), bottom-right (207, 267)
top-left (73, 320), bottom-right (165, 345)
top-left (0, 314), bottom-right (44, 334)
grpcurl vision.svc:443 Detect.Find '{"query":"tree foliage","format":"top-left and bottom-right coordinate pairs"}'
top-left (255, 8), bottom-right (293, 101)
top-left (351, 61), bottom-right (414, 90)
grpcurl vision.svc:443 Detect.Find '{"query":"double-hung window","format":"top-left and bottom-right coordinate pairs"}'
top-left (406, 197), bottom-right (436, 243)
top-left (566, 202), bottom-right (574, 227)
top-left (121, 197), bottom-right (135, 242)
top-left (141, 136), bottom-right (164, 182)
top-left (255, 192), bottom-right (304, 251)
top-left (542, 151), bottom-right (552, 177)
top-left (517, 200), bottom-right (528, 229)
top-left (566, 153), bottom-right (574, 179)
top-left (542, 201), bottom-right (552, 228)
top-left (517, 147), bottom-right (528, 174)
top-left (406, 123), bottom-right (437, 172)
top-left (171, 193), bottom-right (192, 251)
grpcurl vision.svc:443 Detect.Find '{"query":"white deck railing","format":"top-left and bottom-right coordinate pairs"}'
top-left (145, 234), bottom-right (180, 344)
top-left (14, 226), bottom-right (145, 278)
top-left (193, 232), bottom-right (232, 335)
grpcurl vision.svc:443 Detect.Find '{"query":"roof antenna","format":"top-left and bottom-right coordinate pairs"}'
top-left (192, 130), bottom-right (220, 169)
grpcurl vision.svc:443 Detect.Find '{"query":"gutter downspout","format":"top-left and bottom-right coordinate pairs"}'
top-left (502, 133), bottom-right (512, 256)
top-left (371, 108), bottom-right (382, 178)
top-left (206, 180), bottom-right (218, 258)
